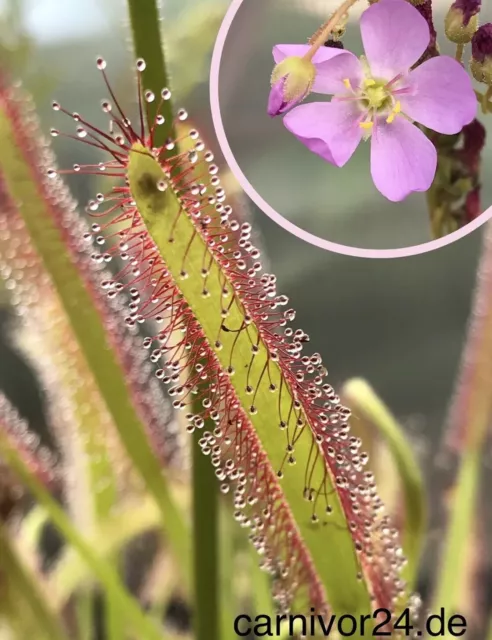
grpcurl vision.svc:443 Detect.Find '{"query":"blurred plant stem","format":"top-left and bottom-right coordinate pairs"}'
top-left (434, 222), bottom-right (492, 621)
top-left (0, 524), bottom-right (68, 640)
top-left (192, 428), bottom-right (220, 640)
top-left (105, 552), bottom-right (126, 640)
top-left (443, 222), bottom-right (492, 455)
top-left (75, 588), bottom-right (93, 640)
top-left (219, 501), bottom-right (237, 639)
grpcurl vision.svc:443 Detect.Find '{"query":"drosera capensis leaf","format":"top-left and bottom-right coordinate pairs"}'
top-left (0, 169), bottom-right (118, 522)
top-left (341, 379), bottom-right (426, 590)
top-left (0, 77), bottom-right (191, 585)
top-left (0, 395), bottom-right (169, 640)
top-left (0, 376), bottom-right (59, 499)
top-left (0, 76), bottom-right (182, 470)
top-left (49, 60), bottom-right (409, 620)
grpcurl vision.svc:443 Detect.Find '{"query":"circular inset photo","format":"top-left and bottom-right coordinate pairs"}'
top-left (211, 0), bottom-right (492, 257)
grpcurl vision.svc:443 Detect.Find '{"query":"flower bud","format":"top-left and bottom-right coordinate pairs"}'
top-left (471, 23), bottom-right (492, 85)
top-left (445, 0), bottom-right (481, 44)
top-left (268, 57), bottom-right (316, 117)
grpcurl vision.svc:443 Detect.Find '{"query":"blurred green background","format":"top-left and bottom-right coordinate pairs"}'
top-left (0, 0), bottom-right (491, 601)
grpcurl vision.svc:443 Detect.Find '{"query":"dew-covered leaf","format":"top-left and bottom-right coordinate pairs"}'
top-left (0, 78), bottom-right (190, 585)
top-left (49, 58), bottom-right (409, 620)
top-left (0, 168), bottom-right (119, 522)
top-left (0, 394), bottom-right (59, 520)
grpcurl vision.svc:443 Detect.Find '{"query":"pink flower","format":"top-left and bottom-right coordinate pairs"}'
top-left (272, 0), bottom-right (477, 202)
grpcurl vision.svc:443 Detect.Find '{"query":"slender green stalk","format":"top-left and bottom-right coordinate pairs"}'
top-left (76, 588), bottom-right (93, 640)
top-left (106, 553), bottom-right (126, 640)
top-left (126, 0), bottom-right (175, 146)
top-left (250, 547), bottom-right (274, 620)
top-left (0, 433), bottom-right (167, 640)
top-left (432, 451), bottom-right (480, 615)
top-left (193, 427), bottom-right (220, 640)
top-left (0, 525), bottom-right (69, 640)
top-left (219, 502), bottom-right (236, 639)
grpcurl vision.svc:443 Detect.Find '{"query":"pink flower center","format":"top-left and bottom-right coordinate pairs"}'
top-left (333, 63), bottom-right (414, 137)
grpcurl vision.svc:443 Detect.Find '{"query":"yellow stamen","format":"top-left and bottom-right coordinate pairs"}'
top-left (343, 78), bottom-right (352, 89)
top-left (359, 121), bottom-right (374, 130)
top-left (364, 79), bottom-right (376, 87)
top-left (386, 100), bottom-right (401, 124)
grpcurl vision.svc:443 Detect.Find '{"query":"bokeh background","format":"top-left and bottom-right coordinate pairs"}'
top-left (0, 0), bottom-right (491, 619)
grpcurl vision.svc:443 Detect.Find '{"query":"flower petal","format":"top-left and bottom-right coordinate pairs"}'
top-left (283, 101), bottom-right (362, 167)
top-left (370, 117), bottom-right (437, 201)
top-left (312, 52), bottom-right (364, 95)
top-left (268, 79), bottom-right (289, 117)
top-left (399, 56), bottom-right (477, 134)
top-left (273, 44), bottom-right (363, 95)
top-left (360, 0), bottom-right (430, 79)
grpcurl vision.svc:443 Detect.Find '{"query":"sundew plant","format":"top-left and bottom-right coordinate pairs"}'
top-left (0, 1), bottom-right (491, 639)
top-left (268, 0), bottom-right (491, 237)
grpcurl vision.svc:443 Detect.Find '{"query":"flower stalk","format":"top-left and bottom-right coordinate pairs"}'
top-left (126, 0), bottom-right (175, 147)
top-left (304, 0), bottom-right (359, 61)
